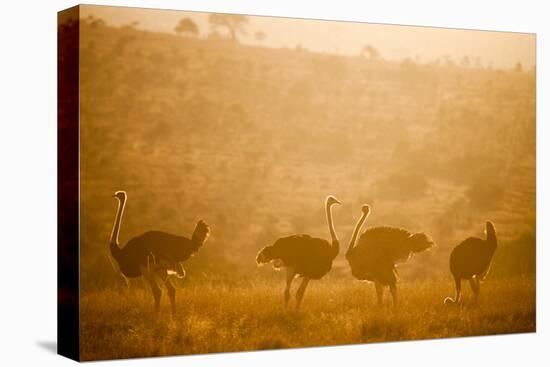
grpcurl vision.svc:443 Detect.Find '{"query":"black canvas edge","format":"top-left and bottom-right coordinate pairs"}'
top-left (57, 4), bottom-right (81, 362)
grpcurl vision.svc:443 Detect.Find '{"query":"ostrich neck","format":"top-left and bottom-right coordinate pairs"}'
top-left (326, 202), bottom-right (338, 245)
top-left (347, 213), bottom-right (368, 254)
top-left (486, 231), bottom-right (497, 248)
top-left (110, 198), bottom-right (125, 245)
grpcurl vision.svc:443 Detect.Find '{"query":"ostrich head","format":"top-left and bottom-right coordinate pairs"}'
top-left (326, 195), bottom-right (341, 207)
top-left (485, 221), bottom-right (496, 234)
top-left (113, 190), bottom-right (126, 201)
top-left (485, 221), bottom-right (497, 244)
top-left (346, 204), bottom-right (370, 256)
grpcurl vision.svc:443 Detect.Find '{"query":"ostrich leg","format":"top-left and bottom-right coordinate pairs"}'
top-left (389, 284), bottom-right (398, 307)
top-left (454, 277), bottom-right (462, 304)
top-left (165, 276), bottom-right (176, 317)
top-left (295, 277), bottom-right (310, 310)
top-left (284, 267), bottom-right (296, 307)
top-left (142, 267), bottom-right (161, 314)
top-left (375, 282), bottom-right (384, 306)
top-left (469, 277), bottom-right (480, 304)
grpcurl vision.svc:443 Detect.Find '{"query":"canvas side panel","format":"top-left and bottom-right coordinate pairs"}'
top-left (57, 5), bottom-right (80, 362)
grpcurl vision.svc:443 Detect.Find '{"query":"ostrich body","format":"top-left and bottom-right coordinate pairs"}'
top-left (346, 205), bottom-right (434, 307)
top-left (256, 196), bottom-right (341, 309)
top-left (444, 221), bottom-right (497, 304)
top-left (109, 191), bottom-right (210, 315)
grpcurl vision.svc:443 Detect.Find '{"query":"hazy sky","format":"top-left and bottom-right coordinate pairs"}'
top-left (81, 5), bottom-right (535, 69)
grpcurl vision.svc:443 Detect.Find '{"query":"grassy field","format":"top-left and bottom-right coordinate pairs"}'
top-left (80, 276), bottom-right (535, 360)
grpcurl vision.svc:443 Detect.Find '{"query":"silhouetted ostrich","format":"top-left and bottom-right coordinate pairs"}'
top-left (346, 205), bottom-right (434, 307)
top-left (444, 221), bottom-right (497, 305)
top-left (256, 196), bottom-right (341, 309)
top-left (109, 191), bottom-right (210, 316)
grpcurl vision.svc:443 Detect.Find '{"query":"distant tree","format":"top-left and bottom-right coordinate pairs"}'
top-left (473, 56), bottom-right (482, 68)
top-left (460, 55), bottom-right (471, 68)
top-left (122, 21), bottom-right (140, 31)
top-left (442, 54), bottom-right (455, 67)
top-left (208, 13), bottom-right (249, 42)
top-left (208, 31), bottom-right (223, 40)
top-left (175, 17), bottom-right (199, 37)
top-left (361, 45), bottom-right (381, 61)
top-left (515, 62), bottom-right (523, 73)
top-left (254, 31), bottom-right (267, 42)
top-left (88, 16), bottom-right (105, 28)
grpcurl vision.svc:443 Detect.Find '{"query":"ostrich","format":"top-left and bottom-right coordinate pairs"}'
top-left (444, 221), bottom-right (497, 305)
top-left (256, 196), bottom-right (341, 309)
top-left (346, 205), bottom-right (434, 307)
top-left (109, 191), bottom-right (210, 316)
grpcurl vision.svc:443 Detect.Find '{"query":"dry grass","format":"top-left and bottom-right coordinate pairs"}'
top-left (80, 276), bottom-right (535, 361)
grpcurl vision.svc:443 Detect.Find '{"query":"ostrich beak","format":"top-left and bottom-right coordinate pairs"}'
top-left (334, 198), bottom-right (342, 205)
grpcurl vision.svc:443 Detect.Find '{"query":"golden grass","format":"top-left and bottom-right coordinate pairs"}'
top-left (80, 276), bottom-right (535, 361)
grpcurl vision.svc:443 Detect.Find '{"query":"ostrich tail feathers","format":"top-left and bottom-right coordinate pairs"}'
top-left (192, 220), bottom-right (211, 246)
top-left (408, 233), bottom-right (435, 253)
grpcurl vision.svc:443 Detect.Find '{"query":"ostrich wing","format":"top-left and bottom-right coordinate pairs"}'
top-left (270, 235), bottom-right (334, 279)
top-left (355, 227), bottom-right (415, 264)
top-left (123, 230), bottom-right (196, 264)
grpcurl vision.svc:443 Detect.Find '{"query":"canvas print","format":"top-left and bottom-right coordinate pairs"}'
top-left (57, 4), bottom-right (536, 361)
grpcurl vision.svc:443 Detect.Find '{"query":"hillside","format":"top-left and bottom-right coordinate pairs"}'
top-left (76, 19), bottom-right (536, 287)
